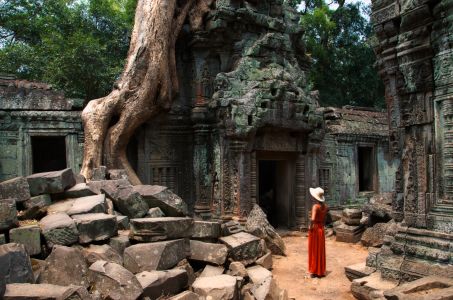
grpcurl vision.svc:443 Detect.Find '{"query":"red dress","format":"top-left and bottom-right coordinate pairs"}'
top-left (309, 203), bottom-right (326, 276)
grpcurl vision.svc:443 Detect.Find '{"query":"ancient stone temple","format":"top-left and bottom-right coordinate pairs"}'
top-left (130, 0), bottom-right (324, 228)
top-left (319, 106), bottom-right (400, 206)
top-left (364, 0), bottom-right (453, 282)
top-left (0, 74), bottom-right (85, 182)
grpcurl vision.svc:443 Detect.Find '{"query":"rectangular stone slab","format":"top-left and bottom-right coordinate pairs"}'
top-left (129, 217), bottom-right (194, 242)
top-left (136, 269), bottom-right (188, 299)
top-left (189, 240), bottom-right (228, 265)
top-left (123, 239), bottom-right (191, 273)
top-left (0, 199), bottom-right (18, 231)
top-left (220, 232), bottom-right (262, 265)
top-left (50, 183), bottom-right (96, 201)
top-left (9, 225), bottom-right (41, 256)
top-left (134, 185), bottom-right (188, 217)
top-left (0, 177), bottom-right (30, 203)
top-left (71, 213), bottom-right (117, 244)
top-left (25, 168), bottom-right (76, 195)
top-left (192, 221), bottom-right (221, 239)
top-left (66, 194), bottom-right (108, 216)
top-left (4, 283), bottom-right (91, 300)
top-left (40, 212), bottom-right (79, 247)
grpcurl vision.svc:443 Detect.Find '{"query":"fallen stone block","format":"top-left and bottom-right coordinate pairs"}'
top-left (40, 212), bottom-right (79, 247)
top-left (169, 291), bottom-right (200, 300)
top-left (384, 275), bottom-right (453, 300)
top-left (174, 259), bottom-right (196, 286)
top-left (129, 217), bottom-right (194, 242)
top-left (227, 262), bottom-right (248, 278)
top-left (192, 275), bottom-right (238, 300)
top-left (0, 233), bottom-right (5, 245)
top-left (134, 185), bottom-right (188, 217)
top-left (259, 239), bottom-right (268, 257)
top-left (109, 235), bottom-right (130, 255)
top-left (82, 244), bottom-right (123, 266)
top-left (220, 232), bottom-right (262, 265)
top-left (224, 220), bottom-right (245, 235)
top-left (251, 277), bottom-right (280, 300)
top-left (3, 283), bottom-right (91, 300)
top-left (247, 265), bottom-right (272, 284)
top-left (90, 166), bottom-right (107, 181)
top-left (343, 215), bottom-right (361, 226)
top-left (26, 168), bottom-right (76, 195)
top-left (50, 183), bottom-right (96, 200)
top-left (40, 245), bottom-right (89, 288)
top-left (0, 199), bottom-right (18, 231)
top-left (73, 173), bottom-right (86, 184)
top-left (66, 194), bottom-right (108, 216)
top-left (361, 221), bottom-right (392, 248)
top-left (343, 208), bottom-right (362, 219)
top-left (25, 194), bottom-right (51, 208)
top-left (117, 215), bottom-right (129, 230)
top-left (123, 238), bottom-right (191, 273)
top-left (0, 243), bottom-right (34, 298)
top-left (246, 205), bottom-right (286, 255)
top-left (200, 265), bottom-right (225, 278)
top-left (18, 201), bottom-right (47, 220)
top-left (256, 252), bottom-right (273, 270)
top-left (329, 210), bottom-right (343, 222)
top-left (102, 184), bottom-right (149, 219)
top-left (109, 169), bottom-right (128, 180)
top-left (0, 177), bottom-right (30, 203)
top-left (9, 225), bottom-right (41, 256)
top-left (88, 261), bottom-right (143, 300)
top-left (30, 258), bottom-right (45, 283)
top-left (88, 178), bottom-right (130, 194)
top-left (72, 213), bottom-right (118, 244)
top-left (344, 262), bottom-right (376, 282)
top-left (351, 271), bottom-right (397, 300)
top-left (47, 199), bottom-right (76, 213)
top-left (146, 207), bottom-right (165, 218)
top-left (136, 269), bottom-right (188, 299)
top-left (189, 240), bottom-right (228, 265)
top-left (192, 221), bottom-right (221, 242)
top-left (335, 223), bottom-right (365, 244)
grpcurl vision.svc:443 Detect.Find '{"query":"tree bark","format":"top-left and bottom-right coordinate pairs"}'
top-left (80, 0), bottom-right (196, 184)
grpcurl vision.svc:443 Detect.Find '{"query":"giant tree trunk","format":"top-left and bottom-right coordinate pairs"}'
top-left (80, 0), bottom-right (204, 184)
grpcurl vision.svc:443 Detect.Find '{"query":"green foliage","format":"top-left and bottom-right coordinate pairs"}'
top-left (0, 0), bottom-right (137, 100)
top-left (297, 1), bottom-right (386, 108)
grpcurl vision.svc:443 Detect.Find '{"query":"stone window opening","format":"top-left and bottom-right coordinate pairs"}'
top-left (31, 136), bottom-right (67, 173)
top-left (358, 147), bottom-right (375, 192)
top-left (318, 168), bottom-right (330, 197)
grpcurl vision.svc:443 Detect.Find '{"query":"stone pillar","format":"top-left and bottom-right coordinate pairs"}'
top-left (295, 152), bottom-right (306, 227)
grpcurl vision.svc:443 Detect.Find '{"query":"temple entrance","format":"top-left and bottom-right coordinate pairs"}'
top-left (31, 136), bottom-right (67, 173)
top-left (257, 152), bottom-right (296, 228)
top-left (358, 147), bottom-right (375, 192)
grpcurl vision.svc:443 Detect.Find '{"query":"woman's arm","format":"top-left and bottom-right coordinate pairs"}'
top-left (309, 204), bottom-right (318, 231)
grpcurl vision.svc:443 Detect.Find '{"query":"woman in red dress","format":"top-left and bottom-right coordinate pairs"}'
top-left (308, 187), bottom-right (327, 278)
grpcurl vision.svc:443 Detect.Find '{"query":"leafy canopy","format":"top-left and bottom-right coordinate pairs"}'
top-left (294, 0), bottom-right (386, 108)
top-left (0, 0), bottom-right (137, 100)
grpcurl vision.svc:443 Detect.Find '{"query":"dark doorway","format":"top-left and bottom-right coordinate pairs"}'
top-left (32, 136), bottom-right (67, 173)
top-left (358, 147), bottom-right (374, 192)
top-left (259, 161), bottom-right (277, 227)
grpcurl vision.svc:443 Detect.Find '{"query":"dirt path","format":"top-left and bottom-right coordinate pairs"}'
top-left (271, 232), bottom-right (369, 300)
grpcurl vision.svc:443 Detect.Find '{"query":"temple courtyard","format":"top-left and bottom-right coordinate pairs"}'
top-left (272, 232), bottom-right (369, 300)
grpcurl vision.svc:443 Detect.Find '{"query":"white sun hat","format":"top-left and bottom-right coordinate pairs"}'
top-left (309, 187), bottom-right (325, 202)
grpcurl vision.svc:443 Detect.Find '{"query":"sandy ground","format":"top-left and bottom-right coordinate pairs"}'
top-left (271, 232), bottom-right (369, 300)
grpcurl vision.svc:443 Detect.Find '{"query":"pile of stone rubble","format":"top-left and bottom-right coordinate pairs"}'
top-left (327, 193), bottom-right (394, 248)
top-left (0, 167), bottom-right (288, 300)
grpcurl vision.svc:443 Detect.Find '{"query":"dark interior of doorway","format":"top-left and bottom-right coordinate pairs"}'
top-left (32, 136), bottom-right (66, 173)
top-left (259, 160), bottom-right (277, 227)
top-left (358, 147), bottom-right (374, 192)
